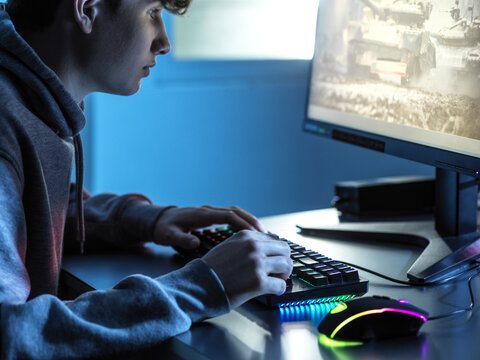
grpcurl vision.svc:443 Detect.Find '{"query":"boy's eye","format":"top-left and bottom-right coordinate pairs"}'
top-left (148, 8), bottom-right (161, 20)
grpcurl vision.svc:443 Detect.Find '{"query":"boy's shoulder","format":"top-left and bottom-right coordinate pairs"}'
top-left (0, 77), bottom-right (23, 173)
top-left (0, 67), bottom-right (43, 174)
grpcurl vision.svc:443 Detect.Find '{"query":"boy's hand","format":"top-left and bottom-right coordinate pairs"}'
top-left (203, 230), bottom-right (293, 308)
top-left (153, 205), bottom-right (266, 249)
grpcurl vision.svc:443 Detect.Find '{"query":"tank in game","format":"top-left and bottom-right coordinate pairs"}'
top-left (309, 0), bottom-right (480, 142)
top-left (432, 1), bottom-right (480, 76)
top-left (464, 45), bottom-right (480, 72)
top-left (433, 1), bottom-right (480, 46)
top-left (345, 0), bottom-right (437, 86)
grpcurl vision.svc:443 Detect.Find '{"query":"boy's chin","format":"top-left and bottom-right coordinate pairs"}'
top-left (111, 83), bottom-right (142, 96)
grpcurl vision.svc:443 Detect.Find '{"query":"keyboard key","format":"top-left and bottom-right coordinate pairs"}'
top-left (311, 274), bottom-right (329, 286)
top-left (298, 257), bottom-right (318, 266)
top-left (319, 266), bottom-right (334, 274)
top-left (328, 261), bottom-right (343, 268)
top-left (322, 259), bottom-right (336, 266)
top-left (292, 261), bottom-right (305, 269)
top-left (297, 268), bottom-right (313, 278)
top-left (326, 271), bottom-right (343, 284)
top-left (303, 270), bottom-right (320, 282)
top-left (291, 245), bottom-right (306, 252)
top-left (292, 254), bottom-right (306, 261)
top-left (312, 264), bottom-right (327, 271)
top-left (302, 250), bottom-right (317, 257)
top-left (267, 232), bottom-right (280, 239)
top-left (293, 265), bottom-right (308, 275)
top-left (343, 269), bottom-right (360, 282)
top-left (311, 254), bottom-right (328, 261)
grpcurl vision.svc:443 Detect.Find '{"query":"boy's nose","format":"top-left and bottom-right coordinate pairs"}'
top-left (152, 35), bottom-right (170, 55)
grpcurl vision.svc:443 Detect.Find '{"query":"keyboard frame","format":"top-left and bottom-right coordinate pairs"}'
top-left (257, 276), bottom-right (368, 307)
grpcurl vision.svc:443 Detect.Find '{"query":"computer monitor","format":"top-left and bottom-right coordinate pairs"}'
top-left (304, 0), bottom-right (480, 283)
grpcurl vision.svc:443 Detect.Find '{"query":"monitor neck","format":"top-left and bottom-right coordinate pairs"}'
top-left (435, 168), bottom-right (479, 238)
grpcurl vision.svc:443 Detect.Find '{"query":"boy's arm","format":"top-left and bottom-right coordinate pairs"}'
top-left (63, 187), bottom-right (266, 253)
top-left (0, 157), bottom-right (230, 359)
top-left (2, 260), bottom-right (230, 359)
top-left (63, 186), bottom-right (172, 253)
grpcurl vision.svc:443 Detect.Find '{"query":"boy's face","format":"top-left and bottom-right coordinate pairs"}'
top-left (79, 0), bottom-right (170, 95)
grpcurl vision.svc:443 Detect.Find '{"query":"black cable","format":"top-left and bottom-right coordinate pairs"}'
top-left (428, 268), bottom-right (480, 321)
top-left (340, 260), bottom-right (479, 287)
top-left (341, 259), bottom-right (480, 321)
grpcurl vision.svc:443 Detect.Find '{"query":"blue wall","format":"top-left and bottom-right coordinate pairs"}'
top-left (81, 16), bottom-right (433, 217)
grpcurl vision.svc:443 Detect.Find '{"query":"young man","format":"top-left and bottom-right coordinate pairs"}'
top-left (0, 0), bottom-right (292, 358)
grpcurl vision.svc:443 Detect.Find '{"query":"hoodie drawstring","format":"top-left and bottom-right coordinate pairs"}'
top-left (73, 134), bottom-right (85, 254)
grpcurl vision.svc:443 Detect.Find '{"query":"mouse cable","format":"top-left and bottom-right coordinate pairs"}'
top-left (428, 268), bottom-right (480, 321)
top-left (340, 260), bottom-right (480, 321)
top-left (339, 260), bottom-right (480, 287)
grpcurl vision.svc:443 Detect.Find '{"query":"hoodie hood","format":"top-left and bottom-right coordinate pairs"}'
top-left (0, 8), bottom-right (86, 253)
top-left (0, 8), bottom-right (86, 136)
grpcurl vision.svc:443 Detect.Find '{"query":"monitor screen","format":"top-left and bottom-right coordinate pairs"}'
top-left (305, 0), bottom-right (480, 177)
top-left (303, 0), bottom-right (480, 283)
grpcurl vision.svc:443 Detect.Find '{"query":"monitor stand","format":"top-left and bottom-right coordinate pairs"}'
top-left (297, 168), bottom-right (480, 283)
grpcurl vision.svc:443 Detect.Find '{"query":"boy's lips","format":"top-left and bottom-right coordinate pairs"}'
top-left (142, 63), bottom-right (155, 77)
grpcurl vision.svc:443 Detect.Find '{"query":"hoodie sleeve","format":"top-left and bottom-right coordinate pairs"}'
top-left (0, 157), bottom-right (231, 359)
top-left (63, 185), bottom-right (174, 253)
top-left (2, 261), bottom-right (230, 359)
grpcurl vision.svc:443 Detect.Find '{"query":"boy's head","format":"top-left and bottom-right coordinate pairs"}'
top-left (7, 0), bottom-right (189, 31)
top-left (6, 0), bottom-right (191, 100)
top-left (6, 0), bottom-right (117, 31)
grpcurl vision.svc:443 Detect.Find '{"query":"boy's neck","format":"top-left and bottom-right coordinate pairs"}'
top-left (17, 24), bottom-right (89, 104)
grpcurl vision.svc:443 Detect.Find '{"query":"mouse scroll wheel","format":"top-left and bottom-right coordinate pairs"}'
top-left (372, 295), bottom-right (391, 300)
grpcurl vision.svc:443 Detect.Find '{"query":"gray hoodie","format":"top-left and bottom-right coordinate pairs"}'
top-left (0, 8), bottom-right (229, 359)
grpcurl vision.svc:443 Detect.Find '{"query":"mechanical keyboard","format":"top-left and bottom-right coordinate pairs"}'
top-left (175, 227), bottom-right (368, 308)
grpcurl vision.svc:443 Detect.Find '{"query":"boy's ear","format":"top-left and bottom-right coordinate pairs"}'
top-left (73, 0), bottom-right (102, 34)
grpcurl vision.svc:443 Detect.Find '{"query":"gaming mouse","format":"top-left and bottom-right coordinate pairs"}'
top-left (318, 295), bottom-right (428, 345)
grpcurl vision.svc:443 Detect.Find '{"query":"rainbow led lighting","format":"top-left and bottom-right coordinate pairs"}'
top-left (330, 302), bottom-right (348, 314)
top-left (278, 295), bottom-right (357, 325)
top-left (277, 294), bottom-right (356, 308)
top-left (330, 308), bottom-right (428, 339)
top-left (279, 302), bottom-right (338, 324)
top-left (318, 333), bottom-right (363, 348)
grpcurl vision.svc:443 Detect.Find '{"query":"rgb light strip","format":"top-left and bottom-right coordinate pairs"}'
top-left (278, 295), bottom-right (357, 325)
top-left (330, 308), bottom-right (428, 338)
top-left (278, 294), bottom-right (356, 308)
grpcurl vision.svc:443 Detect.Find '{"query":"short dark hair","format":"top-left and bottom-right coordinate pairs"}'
top-left (7, 0), bottom-right (191, 32)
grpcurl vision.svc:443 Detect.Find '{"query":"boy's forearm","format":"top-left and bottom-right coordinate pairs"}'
top-left (1, 259), bottom-right (229, 359)
top-left (63, 190), bottom-right (170, 252)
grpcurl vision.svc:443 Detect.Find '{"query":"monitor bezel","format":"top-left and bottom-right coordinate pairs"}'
top-left (303, 116), bottom-right (480, 179)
